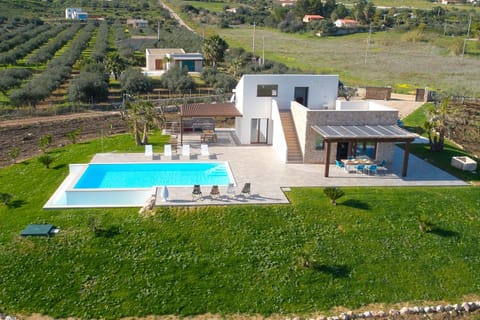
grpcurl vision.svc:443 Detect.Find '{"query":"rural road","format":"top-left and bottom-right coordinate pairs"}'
top-left (159, 0), bottom-right (194, 32)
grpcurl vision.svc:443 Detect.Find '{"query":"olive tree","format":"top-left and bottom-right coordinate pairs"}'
top-left (120, 68), bottom-right (153, 96)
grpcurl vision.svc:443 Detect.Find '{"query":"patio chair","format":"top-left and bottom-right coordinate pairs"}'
top-left (209, 185), bottom-right (220, 199)
top-left (355, 164), bottom-right (365, 174)
top-left (182, 144), bottom-right (190, 159)
top-left (240, 182), bottom-right (251, 198)
top-left (144, 144), bottom-right (153, 158)
top-left (164, 144), bottom-right (172, 159)
top-left (377, 160), bottom-right (387, 175)
top-left (192, 184), bottom-right (202, 201)
top-left (226, 183), bottom-right (236, 198)
top-left (366, 164), bottom-right (377, 175)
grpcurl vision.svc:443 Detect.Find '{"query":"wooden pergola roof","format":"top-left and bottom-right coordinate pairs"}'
top-left (180, 103), bottom-right (242, 118)
top-left (179, 103), bottom-right (242, 144)
top-left (311, 125), bottom-right (418, 177)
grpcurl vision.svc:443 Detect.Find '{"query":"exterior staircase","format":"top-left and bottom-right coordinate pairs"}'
top-left (279, 111), bottom-right (303, 163)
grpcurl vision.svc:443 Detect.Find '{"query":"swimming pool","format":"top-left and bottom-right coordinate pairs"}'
top-left (44, 161), bottom-right (235, 208)
top-left (75, 162), bottom-right (232, 188)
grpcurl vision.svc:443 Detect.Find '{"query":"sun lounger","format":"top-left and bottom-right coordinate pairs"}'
top-left (182, 144), bottom-right (190, 160)
top-left (164, 144), bottom-right (172, 159)
top-left (144, 144), bottom-right (153, 158)
top-left (200, 144), bottom-right (210, 159)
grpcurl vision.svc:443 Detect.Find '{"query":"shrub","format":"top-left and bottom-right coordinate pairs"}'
top-left (0, 192), bottom-right (12, 206)
top-left (323, 187), bottom-right (345, 205)
top-left (418, 214), bottom-right (433, 232)
top-left (7, 147), bottom-right (20, 163)
top-left (38, 153), bottom-right (54, 168)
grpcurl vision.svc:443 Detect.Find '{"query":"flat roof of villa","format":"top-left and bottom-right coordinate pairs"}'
top-left (312, 125), bottom-right (417, 142)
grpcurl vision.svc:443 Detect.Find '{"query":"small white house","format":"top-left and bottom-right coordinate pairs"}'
top-left (144, 48), bottom-right (203, 75)
top-left (65, 8), bottom-right (88, 20)
top-left (127, 19), bottom-right (149, 29)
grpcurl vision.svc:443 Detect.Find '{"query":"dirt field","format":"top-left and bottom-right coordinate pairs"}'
top-left (0, 111), bottom-right (129, 167)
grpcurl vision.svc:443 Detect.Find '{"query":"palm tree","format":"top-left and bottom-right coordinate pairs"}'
top-left (104, 53), bottom-right (126, 80)
top-left (126, 101), bottom-right (142, 146)
top-left (139, 101), bottom-right (163, 145)
top-left (126, 101), bottom-right (163, 146)
top-left (425, 98), bottom-right (450, 152)
top-left (202, 35), bottom-right (228, 67)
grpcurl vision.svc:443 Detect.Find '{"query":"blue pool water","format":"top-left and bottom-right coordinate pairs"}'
top-left (75, 162), bottom-right (232, 189)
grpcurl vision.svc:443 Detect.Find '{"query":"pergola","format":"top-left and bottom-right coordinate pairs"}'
top-left (311, 125), bottom-right (418, 177)
top-left (179, 103), bottom-right (242, 144)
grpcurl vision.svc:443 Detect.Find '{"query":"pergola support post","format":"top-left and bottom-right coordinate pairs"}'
top-left (180, 115), bottom-right (184, 145)
top-left (402, 141), bottom-right (410, 177)
top-left (324, 141), bottom-right (331, 177)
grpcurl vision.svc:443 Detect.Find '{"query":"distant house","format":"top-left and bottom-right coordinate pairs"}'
top-left (441, 0), bottom-right (461, 4)
top-left (303, 15), bottom-right (324, 23)
top-left (144, 48), bottom-right (203, 75)
top-left (334, 19), bottom-right (359, 28)
top-left (126, 19), bottom-right (149, 29)
top-left (275, 0), bottom-right (297, 7)
top-left (225, 8), bottom-right (238, 14)
top-left (65, 8), bottom-right (88, 20)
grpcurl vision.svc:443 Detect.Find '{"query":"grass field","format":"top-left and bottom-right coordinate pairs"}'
top-left (1, 120), bottom-right (480, 318)
top-left (212, 25), bottom-right (480, 95)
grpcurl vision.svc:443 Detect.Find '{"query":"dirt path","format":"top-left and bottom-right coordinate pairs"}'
top-left (159, 0), bottom-right (194, 32)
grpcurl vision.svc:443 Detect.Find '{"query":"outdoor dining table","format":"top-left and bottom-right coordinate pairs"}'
top-left (200, 130), bottom-right (217, 143)
top-left (341, 158), bottom-right (373, 173)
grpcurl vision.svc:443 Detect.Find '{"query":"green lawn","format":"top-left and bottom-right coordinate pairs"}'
top-left (1, 129), bottom-right (480, 319)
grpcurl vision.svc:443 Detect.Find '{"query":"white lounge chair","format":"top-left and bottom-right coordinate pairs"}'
top-left (182, 144), bottom-right (190, 159)
top-left (164, 144), bottom-right (172, 159)
top-left (200, 144), bottom-right (209, 159)
top-left (144, 144), bottom-right (153, 158)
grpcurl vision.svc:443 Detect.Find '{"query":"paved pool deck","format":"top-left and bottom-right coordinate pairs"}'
top-left (90, 130), bottom-right (468, 207)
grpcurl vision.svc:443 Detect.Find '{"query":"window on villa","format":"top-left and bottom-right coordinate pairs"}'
top-left (315, 134), bottom-right (325, 150)
top-left (257, 84), bottom-right (278, 97)
top-left (356, 141), bottom-right (376, 158)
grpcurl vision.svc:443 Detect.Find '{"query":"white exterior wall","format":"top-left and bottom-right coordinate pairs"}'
top-left (233, 74), bottom-right (339, 145)
top-left (145, 51), bottom-right (161, 71)
top-left (290, 101), bottom-right (309, 155)
top-left (271, 100), bottom-right (288, 162)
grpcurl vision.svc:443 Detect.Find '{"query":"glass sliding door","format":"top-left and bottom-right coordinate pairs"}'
top-left (250, 118), bottom-right (269, 144)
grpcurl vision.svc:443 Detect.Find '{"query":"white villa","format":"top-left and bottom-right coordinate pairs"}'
top-left (145, 48), bottom-right (203, 75)
top-left (180, 74), bottom-right (417, 177)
